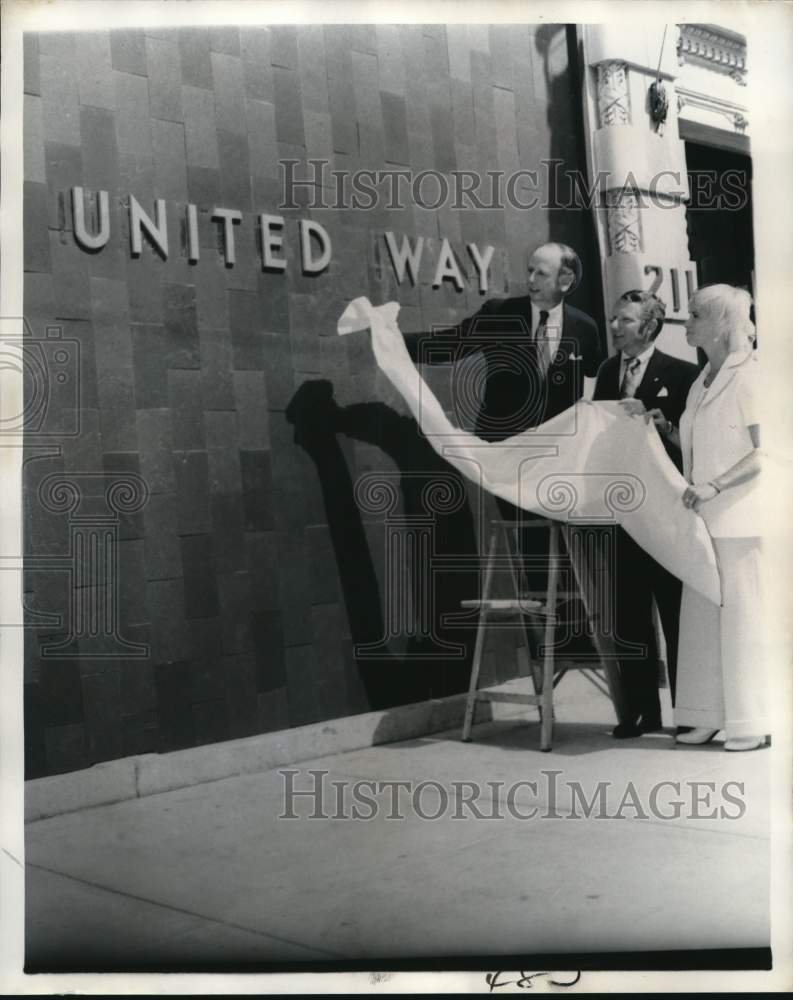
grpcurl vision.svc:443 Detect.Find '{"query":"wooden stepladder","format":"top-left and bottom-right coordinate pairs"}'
top-left (460, 518), bottom-right (627, 751)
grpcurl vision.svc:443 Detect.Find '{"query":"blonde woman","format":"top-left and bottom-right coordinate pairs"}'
top-left (646, 284), bottom-right (765, 751)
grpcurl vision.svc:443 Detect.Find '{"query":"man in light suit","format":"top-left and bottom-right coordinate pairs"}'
top-left (403, 242), bottom-right (604, 592)
top-left (594, 289), bottom-right (699, 738)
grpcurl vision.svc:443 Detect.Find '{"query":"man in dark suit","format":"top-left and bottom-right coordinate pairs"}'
top-left (594, 289), bottom-right (699, 738)
top-left (405, 242), bottom-right (603, 440)
top-left (403, 242), bottom-right (604, 592)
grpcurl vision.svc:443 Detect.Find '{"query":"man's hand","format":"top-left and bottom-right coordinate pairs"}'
top-left (618, 398), bottom-right (646, 417)
top-left (644, 407), bottom-right (672, 437)
top-left (682, 482), bottom-right (719, 513)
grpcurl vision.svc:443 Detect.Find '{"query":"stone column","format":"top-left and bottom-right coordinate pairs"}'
top-left (581, 26), bottom-right (698, 359)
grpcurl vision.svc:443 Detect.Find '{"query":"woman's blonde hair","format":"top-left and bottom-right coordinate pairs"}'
top-left (693, 284), bottom-right (756, 352)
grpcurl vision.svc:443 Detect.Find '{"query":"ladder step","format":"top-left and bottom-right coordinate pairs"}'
top-left (459, 600), bottom-right (599, 627)
top-left (460, 598), bottom-right (545, 613)
top-left (460, 592), bottom-right (584, 607)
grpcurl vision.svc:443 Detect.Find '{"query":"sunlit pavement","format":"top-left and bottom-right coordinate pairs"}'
top-left (25, 673), bottom-right (770, 971)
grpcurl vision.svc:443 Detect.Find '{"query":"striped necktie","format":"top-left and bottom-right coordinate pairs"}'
top-left (619, 357), bottom-right (641, 398)
top-left (534, 309), bottom-right (550, 375)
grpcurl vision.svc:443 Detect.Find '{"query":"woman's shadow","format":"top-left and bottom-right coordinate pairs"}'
top-left (285, 378), bottom-right (480, 712)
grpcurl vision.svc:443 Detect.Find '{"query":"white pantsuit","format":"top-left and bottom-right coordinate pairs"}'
top-left (674, 350), bottom-right (766, 738)
top-left (675, 536), bottom-right (765, 736)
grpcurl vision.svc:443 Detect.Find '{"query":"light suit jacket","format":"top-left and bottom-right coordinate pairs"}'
top-left (679, 349), bottom-right (761, 537)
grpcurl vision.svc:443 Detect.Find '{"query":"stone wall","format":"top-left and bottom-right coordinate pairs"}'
top-left (22, 23), bottom-right (602, 776)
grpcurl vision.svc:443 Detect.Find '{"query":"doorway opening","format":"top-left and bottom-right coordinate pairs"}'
top-left (684, 140), bottom-right (754, 295)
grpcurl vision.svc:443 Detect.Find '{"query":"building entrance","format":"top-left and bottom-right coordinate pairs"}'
top-left (684, 140), bottom-right (754, 295)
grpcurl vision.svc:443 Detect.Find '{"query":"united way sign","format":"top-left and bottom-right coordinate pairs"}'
top-left (69, 187), bottom-right (500, 294)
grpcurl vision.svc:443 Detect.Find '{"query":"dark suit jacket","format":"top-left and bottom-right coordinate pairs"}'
top-left (593, 347), bottom-right (699, 470)
top-left (404, 296), bottom-right (603, 442)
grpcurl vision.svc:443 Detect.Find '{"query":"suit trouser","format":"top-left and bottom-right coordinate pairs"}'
top-left (611, 526), bottom-right (683, 723)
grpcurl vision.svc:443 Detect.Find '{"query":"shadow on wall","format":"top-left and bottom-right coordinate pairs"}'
top-left (285, 25), bottom-right (605, 731)
top-left (285, 379), bottom-right (479, 712)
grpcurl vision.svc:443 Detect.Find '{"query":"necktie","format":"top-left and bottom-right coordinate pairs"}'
top-left (534, 309), bottom-right (551, 376)
top-left (619, 357), bottom-right (641, 398)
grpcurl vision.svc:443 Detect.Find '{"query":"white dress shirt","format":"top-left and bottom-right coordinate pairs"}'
top-left (619, 343), bottom-right (655, 397)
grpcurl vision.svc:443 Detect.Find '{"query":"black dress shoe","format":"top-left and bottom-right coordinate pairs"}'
top-left (612, 717), bottom-right (663, 739)
top-left (612, 721), bottom-right (642, 739)
top-left (639, 716), bottom-right (663, 733)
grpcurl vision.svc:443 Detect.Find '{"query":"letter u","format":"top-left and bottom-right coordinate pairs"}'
top-left (72, 186), bottom-right (110, 251)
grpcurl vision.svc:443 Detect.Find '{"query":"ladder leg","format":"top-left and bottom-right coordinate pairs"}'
top-left (540, 524), bottom-right (560, 751)
top-left (462, 525), bottom-right (498, 742)
top-left (504, 521), bottom-right (543, 703)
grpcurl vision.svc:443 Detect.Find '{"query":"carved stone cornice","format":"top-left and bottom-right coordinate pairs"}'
top-left (677, 23), bottom-right (747, 86)
top-left (676, 86), bottom-right (749, 133)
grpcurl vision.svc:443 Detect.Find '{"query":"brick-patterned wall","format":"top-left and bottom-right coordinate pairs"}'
top-left (22, 24), bottom-right (601, 777)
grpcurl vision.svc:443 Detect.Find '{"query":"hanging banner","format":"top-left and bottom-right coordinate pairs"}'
top-left (337, 296), bottom-right (721, 606)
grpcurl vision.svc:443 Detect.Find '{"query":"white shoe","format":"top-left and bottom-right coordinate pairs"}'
top-left (725, 735), bottom-right (766, 752)
top-left (675, 727), bottom-right (718, 745)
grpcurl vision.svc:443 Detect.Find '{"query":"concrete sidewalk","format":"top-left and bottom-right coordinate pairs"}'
top-left (24, 674), bottom-right (770, 971)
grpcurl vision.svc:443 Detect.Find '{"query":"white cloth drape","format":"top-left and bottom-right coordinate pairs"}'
top-left (337, 297), bottom-right (721, 605)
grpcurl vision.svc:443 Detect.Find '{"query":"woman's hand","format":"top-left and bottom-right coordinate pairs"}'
top-left (618, 398), bottom-right (646, 417)
top-left (682, 482), bottom-right (719, 513)
top-left (644, 407), bottom-right (672, 437)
